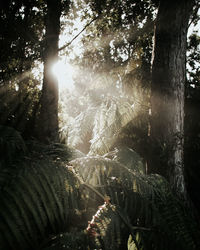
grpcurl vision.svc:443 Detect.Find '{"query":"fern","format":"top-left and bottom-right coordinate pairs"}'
top-left (1, 138), bottom-right (199, 249)
top-left (67, 107), bottom-right (97, 153)
top-left (87, 203), bottom-right (126, 249)
top-left (89, 96), bottom-right (137, 155)
top-left (0, 155), bottom-right (81, 249)
top-left (104, 147), bottom-right (145, 174)
top-left (71, 151), bottom-right (200, 250)
top-left (112, 112), bottom-right (149, 159)
top-left (71, 154), bottom-right (153, 226)
top-left (66, 95), bottom-right (138, 155)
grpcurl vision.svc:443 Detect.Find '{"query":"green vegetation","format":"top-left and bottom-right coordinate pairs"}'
top-left (0, 0), bottom-right (200, 249)
top-left (0, 127), bottom-right (200, 249)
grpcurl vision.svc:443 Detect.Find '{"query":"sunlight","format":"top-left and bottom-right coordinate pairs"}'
top-left (52, 59), bottom-right (75, 91)
top-left (32, 15), bottom-right (85, 91)
top-left (59, 14), bottom-right (86, 59)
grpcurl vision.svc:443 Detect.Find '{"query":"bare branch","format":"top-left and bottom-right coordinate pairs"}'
top-left (58, 15), bottom-right (99, 52)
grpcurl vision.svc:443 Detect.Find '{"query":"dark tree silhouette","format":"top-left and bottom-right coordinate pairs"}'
top-left (149, 0), bottom-right (195, 198)
top-left (39, 0), bottom-right (62, 142)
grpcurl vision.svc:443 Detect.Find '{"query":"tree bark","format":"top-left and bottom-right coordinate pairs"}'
top-left (149, 0), bottom-right (194, 197)
top-left (39, 0), bottom-right (61, 143)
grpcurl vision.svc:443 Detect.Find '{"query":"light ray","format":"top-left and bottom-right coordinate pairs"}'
top-left (52, 59), bottom-right (75, 91)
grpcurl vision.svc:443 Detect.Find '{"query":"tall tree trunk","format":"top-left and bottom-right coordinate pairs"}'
top-left (39, 0), bottom-right (61, 143)
top-left (149, 0), bottom-right (194, 197)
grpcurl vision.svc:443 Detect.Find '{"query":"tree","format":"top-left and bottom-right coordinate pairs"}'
top-left (185, 31), bottom-right (200, 213)
top-left (38, 0), bottom-right (62, 143)
top-left (59, 0), bottom-right (155, 156)
top-left (149, 0), bottom-right (195, 197)
top-left (1, 1), bottom-right (200, 249)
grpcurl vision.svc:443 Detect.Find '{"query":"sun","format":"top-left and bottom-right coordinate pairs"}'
top-left (52, 59), bottom-right (75, 91)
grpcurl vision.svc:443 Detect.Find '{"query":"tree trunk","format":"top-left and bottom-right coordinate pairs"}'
top-left (149, 0), bottom-right (194, 197)
top-left (39, 0), bottom-right (61, 143)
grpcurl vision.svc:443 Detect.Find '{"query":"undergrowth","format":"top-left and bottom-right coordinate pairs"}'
top-left (0, 126), bottom-right (200, 249)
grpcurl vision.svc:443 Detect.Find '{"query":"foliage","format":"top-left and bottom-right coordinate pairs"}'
top-left (0, 133), bottom-right (81, 250)
top-left (0, 1), bottom-right (200, 249)
top-left (0, 128), bottom-right (200, 249)
top-left (185, 22), bottom-right (200, 214)
top-left (67, 106), bottom-right (97, 153)
top-left (104, 146), bottom-right (145, 174)
top-left (58, 0), bottom-right (154, 157)
top-left (63, 91), bottom-right (140, 155)
top-left (0, 76), bottom-right (41, 137)
top-left (1, 125), bottom-right (199, 249)
top-left (41, 231), bottom-right (89, 250)
top-left (0, 0), bottom-right (71, 140)
top-left (187, 32), bottom-right (200, 89)
top-left (0, 0), bottom-right (71, 84)
top-left (0, 125), bottom-right (26, 167)
top-left (71, 150), bottom-right (200, 250)
top-left (0, 0), bottom-right (45, 84)
top-left (89, 95), bottom-right (138, 155)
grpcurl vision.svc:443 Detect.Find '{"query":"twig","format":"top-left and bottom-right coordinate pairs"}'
top-left (58, 15), bottom-right (99, 52)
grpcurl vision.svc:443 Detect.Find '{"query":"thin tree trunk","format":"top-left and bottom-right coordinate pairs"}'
top-left (149, 0), bottom-right (194, 197)
top-left (39, 0), bottom-right (61, 143)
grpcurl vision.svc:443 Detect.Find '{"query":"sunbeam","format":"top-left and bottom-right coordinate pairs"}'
top-left (52, 59), bottom-right (75, 91)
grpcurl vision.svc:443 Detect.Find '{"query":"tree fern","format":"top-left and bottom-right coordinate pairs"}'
top-left (1, 140), bottom-right (199, 249)
top-left (71, 151), bottom-right (200, 250)
top-left (65, 92), bottom-right (139, 155)
top-left (70, 153), bottom-right (154, 226)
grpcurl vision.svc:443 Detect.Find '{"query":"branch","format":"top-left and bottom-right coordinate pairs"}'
top-left (58, 15), bottom-right (99, 52)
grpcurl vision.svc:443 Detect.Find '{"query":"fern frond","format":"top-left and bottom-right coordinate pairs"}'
top-left (145, 175), bottom-right (200, 250)
top-left (70, 154), bottom-right (154, 227)
top-left (66, 94), bottom-right (138, 155)
top-left (71, 154), bottom-right (200, 250)
top-left (89, 96), bottom-right (137, 155)
top-left (68, 107), bottom-right (97, 153)
top-left (112, 112), bottom-right (149, 160)
top-left (0, 158), bottom-right (81, 250)
top-left (104, 147), bottom-right (145, 174)
top-left (86, 203), bottom-right (127, 250)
